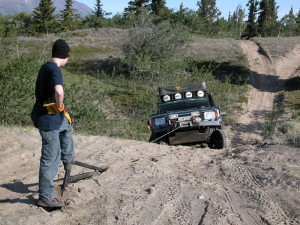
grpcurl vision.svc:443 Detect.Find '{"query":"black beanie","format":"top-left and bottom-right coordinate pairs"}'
top-left (52, 39), bottom-right (70, 59)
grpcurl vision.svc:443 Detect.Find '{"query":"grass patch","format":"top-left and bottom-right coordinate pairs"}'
top-left (187, 36), bottom-right (248, 68)
top-left (285, 90), bottom-right (300, 112)
top-left (265, 88), bottom-right (300, 146)
top-left (252, 37), bottom-right (300, 60)
top-left (71, 45), bottom-right (113, 60)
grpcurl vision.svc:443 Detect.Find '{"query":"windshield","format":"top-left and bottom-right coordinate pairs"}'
top-left (158, 99), bottom-right (211, 114)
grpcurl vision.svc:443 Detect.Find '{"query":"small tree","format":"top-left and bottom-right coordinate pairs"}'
top-left (228, 5), bottom-right (246, 39)
top-left (267, 0), bottom-right (279, 36)
top-left (124, 0), bottom-right (150, 17)
top-left (32, 0), bottom-right (56, 35)
top-left (150, 0), bottom-right (167, 15)
top-left (61, 0), bottom-right (78, 31)
top-left (257, 0), bottom-right (268, 36)
top-left (94, 0), bottom-right (103, 18)
top-left (9, 12), bottom-right (32, 36)
top-left (170, 4), bottom-right (198, 31)
top-left (197, 0), bottom-right (221, 21)
top-left (243, 0), bottom-right (258, 38)
top-left (297, 9), bottom-right (300, 35)
top-left (280, 7), bottom-right (297, 36)
top-left (257, 0), bottom-right (279, 36)
top-left (92, 0), bottom-right (103, 28)
top-left (196, 0), bottom-right (221, 34)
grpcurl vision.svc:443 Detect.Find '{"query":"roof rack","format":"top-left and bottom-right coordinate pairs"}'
top-left (159, 82), bottom-right (207, 102)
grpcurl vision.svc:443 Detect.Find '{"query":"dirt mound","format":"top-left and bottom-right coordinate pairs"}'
top-left (0, 127), bottom-right (299, 224)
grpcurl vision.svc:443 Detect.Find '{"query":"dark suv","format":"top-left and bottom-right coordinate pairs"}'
top-left (148, 82), bottom-right (229, 149)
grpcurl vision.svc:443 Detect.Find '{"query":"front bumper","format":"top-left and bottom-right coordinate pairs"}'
top-left (169, 130), bottom-right (207, 145)
top-left (151, 120), bottom-right (222, 134)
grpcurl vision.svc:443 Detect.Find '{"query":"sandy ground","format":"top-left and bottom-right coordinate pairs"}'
top-left (0, 127), bottom-right (299, 225)
top-left (0, 40), bottom-right (299, 224)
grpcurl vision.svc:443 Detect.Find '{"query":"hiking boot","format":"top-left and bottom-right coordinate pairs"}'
top-left (36, 196), bottom-right (65, 208)
top-left (63, 156), bottom-right (74, 171)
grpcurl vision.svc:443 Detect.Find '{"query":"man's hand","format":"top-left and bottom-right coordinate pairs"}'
top-left (43, 103), bottom-right (65, 114)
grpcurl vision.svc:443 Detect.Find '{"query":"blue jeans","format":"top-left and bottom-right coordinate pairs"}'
top-left (38, 118), bottom-right (74, 199)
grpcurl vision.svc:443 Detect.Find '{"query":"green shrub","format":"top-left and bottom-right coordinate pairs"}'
top-left (122, 14), bottom-right (190, 79)
top-left (0, 55), bottom-right (40, 125)
top-left (264, 106), bottom-right (283, 138)
top-left (264, 90), bottom-right (300, 146)
top-left (285, 90), bottom-right (300, 111)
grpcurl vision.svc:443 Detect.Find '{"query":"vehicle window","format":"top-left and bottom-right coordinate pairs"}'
top-left (159, 99), bottom-right (211, 114)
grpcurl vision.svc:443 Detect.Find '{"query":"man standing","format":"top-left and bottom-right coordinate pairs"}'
top-left (31, 39), bottom-right (74, 209)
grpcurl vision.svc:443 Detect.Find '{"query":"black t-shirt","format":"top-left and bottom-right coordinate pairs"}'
top-left (31, 62), bottom-right (64, 130)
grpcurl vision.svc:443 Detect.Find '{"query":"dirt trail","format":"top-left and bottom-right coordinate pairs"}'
top-left (233, 40), bottom-right (300, 146)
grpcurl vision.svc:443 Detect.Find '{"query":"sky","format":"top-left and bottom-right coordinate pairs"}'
top-left (77, 0), bottom-right (300, 19)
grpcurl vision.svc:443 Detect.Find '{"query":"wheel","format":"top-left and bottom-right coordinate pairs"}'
top-left (149, 134), bottom-right (157, 143)
top-left (208, 129), bottom-right (230, 149)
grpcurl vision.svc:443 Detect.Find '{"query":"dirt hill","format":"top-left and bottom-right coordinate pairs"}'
top-left (0, 39), bottom-right (299, 224)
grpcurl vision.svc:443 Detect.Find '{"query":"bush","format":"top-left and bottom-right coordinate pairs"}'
top-left (264, 90), bottom-right (300, 146)
top-left (285, 90), bottom-right (300, 111)
top-left (123, 16), bottom-right (189, 62)
top-left (0, 55), bottom-right (40, 125)
top-left (287, 120), bottom-right (300, 146)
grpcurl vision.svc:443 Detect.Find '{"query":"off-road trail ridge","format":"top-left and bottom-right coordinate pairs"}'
top-left (233, 40), bottom-right (300, 146)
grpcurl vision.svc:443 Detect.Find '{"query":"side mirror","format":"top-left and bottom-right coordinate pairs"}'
top-left (220, 111), bottom-right (227, 116)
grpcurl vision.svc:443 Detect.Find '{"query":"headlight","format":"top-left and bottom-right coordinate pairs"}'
top-left (204, 111), bottom-right (216, 120)
top-left (191, 111), bottom-right (200, 117)
top-left (169, 114), bottom-right (178, 120)
top-left (154, 117), bottom-right (166, 126)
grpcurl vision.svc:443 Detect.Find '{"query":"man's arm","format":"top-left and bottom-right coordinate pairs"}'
top-left (55, 84), bottom-right (64, 109)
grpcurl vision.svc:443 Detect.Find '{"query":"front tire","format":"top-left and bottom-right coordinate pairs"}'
top-left (208, 129), bottom-right (229, 149)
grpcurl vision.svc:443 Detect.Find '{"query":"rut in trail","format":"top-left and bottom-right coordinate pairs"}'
top-left (232, 40), bottom-right (300, 146)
